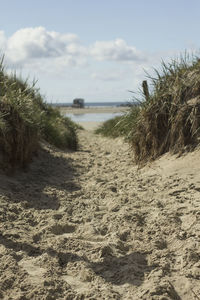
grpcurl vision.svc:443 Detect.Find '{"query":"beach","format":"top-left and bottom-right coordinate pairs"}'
top-left (77, 121), bottom-right (102, 130)
top-left (59, 106), bottom-right (129, 115)
top-left (59, 106), bottom-right (129, 130)
top-left (0, 127), bottom-right (199, 299)
top-left (1, 2), bottom-right (200, 299)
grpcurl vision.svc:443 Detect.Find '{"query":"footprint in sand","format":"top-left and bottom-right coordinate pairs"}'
top-left (18, 257), bottom-right (46, 285)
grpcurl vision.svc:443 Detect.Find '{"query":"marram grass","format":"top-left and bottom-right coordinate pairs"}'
top-left (0, 59), bottom-right (79, 171)
top-left (96, 53), bottom-right (200, 165)
top-left (131, 55), bottom-right (200, 164)
top-left (95, 105), bottom-right (140, 140)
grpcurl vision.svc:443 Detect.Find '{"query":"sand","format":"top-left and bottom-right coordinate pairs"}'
top-left (0, 129), bottom-right (200, 299)
top-left (59, 106), bottom-right (129, 115)
top-left (59, 106), bottom-right (127, 130)
top-left (78, 121), bottom-right (102, 131)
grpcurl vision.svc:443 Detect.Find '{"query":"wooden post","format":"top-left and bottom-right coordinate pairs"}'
top-left (142, 80), bottom-right (150, 101)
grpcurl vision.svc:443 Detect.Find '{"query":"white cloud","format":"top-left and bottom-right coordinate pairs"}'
top-left (90, 39), bottom-right (145, 62)
top-left (0, 26), bottom-right (180, 101)
top-left (1, 27), bottom-right (149, 73)
top-left (2, 27), bottom-right (86, 68)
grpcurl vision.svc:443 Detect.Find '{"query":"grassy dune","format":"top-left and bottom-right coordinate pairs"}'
top-left (95, 106), bottom-right (140, 139)
top-left (0, 60), bottom-right (79, 171)
top-left (96, 54), bottom-right (200, 164)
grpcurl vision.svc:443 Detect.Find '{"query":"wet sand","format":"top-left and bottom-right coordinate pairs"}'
top-left (0, 129), bottom-right (199, 299)
top-left (60, 106), bottom-right (127, 130)
top-left (59, 106), bottom-right (129, 114)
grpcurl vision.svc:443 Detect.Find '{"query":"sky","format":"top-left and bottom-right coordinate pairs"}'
top-left (0, 0), bottom-right (200, 103)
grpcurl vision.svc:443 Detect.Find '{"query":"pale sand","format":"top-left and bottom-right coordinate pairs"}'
top-left (60, 106), bottom-right (128, 130)
top-left (78, 121), bottom-right (102, 130)
top-left (0, 129), bottom-right (200, 299)
top-left (59, 106), bottom-right (129, 114)
top-left (60, 106), bottom-right (127, 130)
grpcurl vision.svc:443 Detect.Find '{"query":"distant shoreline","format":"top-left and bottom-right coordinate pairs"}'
top-left (51, 101), bottom-right (132, 108)
top-left (59, 106), bottom-right (129, 114)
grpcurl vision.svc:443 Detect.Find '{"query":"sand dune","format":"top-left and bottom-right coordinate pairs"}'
top-left (0, 129), bottom-right (199, 299)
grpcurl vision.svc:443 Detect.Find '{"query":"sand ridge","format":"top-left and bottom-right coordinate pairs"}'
top-left (0, 129), bottom-right (200, 299)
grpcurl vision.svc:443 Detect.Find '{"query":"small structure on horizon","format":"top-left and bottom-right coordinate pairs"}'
top-left (72, 98), bottom-right (85, 108)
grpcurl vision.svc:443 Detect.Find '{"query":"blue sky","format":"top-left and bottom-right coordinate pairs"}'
top-left (0, 0), bottom-right (200, 102)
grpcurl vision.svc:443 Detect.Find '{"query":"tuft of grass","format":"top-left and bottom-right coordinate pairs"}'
top-left (131, 54), bottom-right (200, 164)
top-left (0, 74), bottom-right (41, 170)
top-left (96, 53), bottom-right (200, 165)
top-left (95, 105), bottom-right (140, 140)
top-left (0, 58), bottom-right (79, 171)
top-left (41, 107), bottom-right (78, 150)
top-left (95, 115), bottom-right (124, 138)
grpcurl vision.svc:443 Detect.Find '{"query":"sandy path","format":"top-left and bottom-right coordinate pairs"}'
top-left (0, 130), bottom-right (200, 299)
top-left (76, 121), bottom-right (102, 131)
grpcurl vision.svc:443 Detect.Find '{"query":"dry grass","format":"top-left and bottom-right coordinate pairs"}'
top-left (131, 55), bottom-right (200, 164)
top-left (0, 73), bottom-right (41, 170)
top-left (0, 59), bottom-right (79, 171)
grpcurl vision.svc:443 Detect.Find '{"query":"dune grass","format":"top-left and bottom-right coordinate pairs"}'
top-left (95, 105), bottom-right (140, 139)
top-left (131, 54), bottom-right (200, 164)
top-left (0, 59), bottom-right (79, 170)
top-left (96, 54), bottom-right (200, 165)
top-left (95, 115), bottom-right (124, 138)
top-left (41, 105), bottom-right (79, 150)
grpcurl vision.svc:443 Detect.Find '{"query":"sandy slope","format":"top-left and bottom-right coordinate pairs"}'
top-left (0, 129), bottom-right (200, 299)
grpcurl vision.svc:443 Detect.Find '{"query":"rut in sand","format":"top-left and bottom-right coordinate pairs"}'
top-left (0, 129), bottom-right (200, 299)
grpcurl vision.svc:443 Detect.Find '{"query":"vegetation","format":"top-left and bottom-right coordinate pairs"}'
top-left (0, 59), bottom-right (79, 171)
top-left (41, 105), bottom-right (79, 150)
top-left (95, 106), bottom-right (140, 139)
top-left (96, 54), bottom-right (200, 165)
top-left (132, 55), bottom-right (200, 164)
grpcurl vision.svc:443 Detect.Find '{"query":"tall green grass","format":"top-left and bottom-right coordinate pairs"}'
top-left (41, 105), bottom-right (79, 150)
top-left (95, 105), bottom-right (140, 139)
top-left (0, 59), bottom-right (79, 170)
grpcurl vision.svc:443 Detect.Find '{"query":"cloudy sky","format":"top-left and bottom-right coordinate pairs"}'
top-left (1, 0), bottom-right (200, 103)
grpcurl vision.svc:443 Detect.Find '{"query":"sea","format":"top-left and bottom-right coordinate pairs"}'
top-left (56, 101), bottom-right (130, 123)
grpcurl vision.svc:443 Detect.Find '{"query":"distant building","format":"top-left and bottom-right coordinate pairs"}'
top-left (72, 98), bottom-right (85, 108)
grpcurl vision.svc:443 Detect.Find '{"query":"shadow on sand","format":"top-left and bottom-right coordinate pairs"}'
top-left (90, 252), bottom-right (152, 286)
top-left (0, 237), bottom-right (181, 299)
top-left (0, 145), bottom-right (83, 210)
top-left (47, 248), bottom-right (153, 287)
